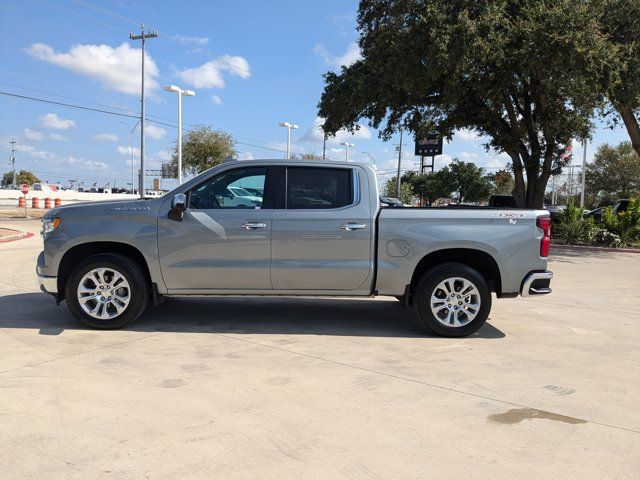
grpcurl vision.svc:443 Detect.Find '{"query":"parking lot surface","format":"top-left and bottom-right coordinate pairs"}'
top-left (1, 219), bottom-right (639, 479)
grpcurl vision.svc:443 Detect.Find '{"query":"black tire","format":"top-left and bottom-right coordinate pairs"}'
top-left (65, 253), bottom-right (149, 329)
top-left (414, 262), bottom-right (492, 337)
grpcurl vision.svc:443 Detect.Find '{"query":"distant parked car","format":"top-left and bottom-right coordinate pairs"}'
top-left (543, 204), bottom-right (566, 222)
top-left (379, 196), bottom-right (404, 207)
top-left (584, 199), bottom-right (630, 224)
top-left (488, 194), bottom-right (517, 208)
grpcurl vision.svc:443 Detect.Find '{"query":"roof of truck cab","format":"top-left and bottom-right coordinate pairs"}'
top-left (223, 158), bottom-right (374, 168)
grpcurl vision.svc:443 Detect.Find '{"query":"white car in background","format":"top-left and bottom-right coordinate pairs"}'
top-left (223, 186), bottom-right (262, 207)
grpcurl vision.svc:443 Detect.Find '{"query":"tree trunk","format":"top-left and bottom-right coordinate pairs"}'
top-left (617, 103), bottom-right (640, 157)
top-left (508, 151), bottom-right (526, 208)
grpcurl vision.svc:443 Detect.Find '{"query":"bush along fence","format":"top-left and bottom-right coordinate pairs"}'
top-left (553, 198), bottom-right (640, 249)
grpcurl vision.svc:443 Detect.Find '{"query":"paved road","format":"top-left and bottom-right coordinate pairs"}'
top-left (1, 219), bottom-right (639, 479)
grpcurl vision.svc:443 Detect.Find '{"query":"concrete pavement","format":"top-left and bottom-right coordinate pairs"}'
top-left (1, 219), bottom-right (639, 479)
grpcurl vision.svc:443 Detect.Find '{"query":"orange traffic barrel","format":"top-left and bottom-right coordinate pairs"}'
top-left (54, 198), bottom-right (62, 207)
top-left (18, 197), bottom-right (26, 207)
top-left (44, 197), bottom-right (52, 208)
top-left (31, 197), bottom-right (40, 209)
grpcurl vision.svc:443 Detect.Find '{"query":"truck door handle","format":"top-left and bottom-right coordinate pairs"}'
top-left (340, 223), bottom-right (366, 231)
top-left (241, 222), bottom-right (267, 230)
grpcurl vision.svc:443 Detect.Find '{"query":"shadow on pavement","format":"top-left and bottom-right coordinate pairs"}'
top-left (0, 293), bottom-right (505, 339)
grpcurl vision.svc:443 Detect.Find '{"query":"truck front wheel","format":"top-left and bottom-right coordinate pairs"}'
top-left (65, 253), bottom-right (149, 329)
top-left (414, 262), bottom-right (491, 337)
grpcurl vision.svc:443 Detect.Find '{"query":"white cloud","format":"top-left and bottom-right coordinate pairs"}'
top-left (176, 55), bottom-right (250, 89)
top-left (455, 128), bottom-right (483, 142)
top-left (50, 133), bottom-right (67, 141)
top-left (26, 42), bottom-right (159, 95)
top-left (146, 124), bottom-right (166, 140)
top-left (64, 156), bottom-right (108, 171)
top-left (314, 42), bottom-right (362, 68)
top-left (14, 144), bottom-right (36, 153)
top-left (31, 150), bottom-right (55, 159)
top-left (23, 128), bottom-right (43, 141)
top-left (94, 133), bottom-right (118, 142)
top-left (155, 149), bottom-right (171, 162)
top-left (211, 94), bottom-right (222, 105)
top-left (117, 145), bottom-right (140, 156)
top-left (39, 113), bottom-right (76, 130)
top-left (302, 117), bottom-right (372, 145)
top-left (169, 35), bottom-right (210, 46)
top-left (237, 151), bottom-right (254, 160)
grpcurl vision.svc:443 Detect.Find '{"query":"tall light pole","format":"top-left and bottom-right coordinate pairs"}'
top-left (164, 85), bottom-right (195, 185)
top-left (130, 24), bottom-right (158, 197)
top-left (121, 121), bottom-right (140, 193)
top-left (396, 129), bottom-right (403, 198)
top-left (279, 121), bottom-right (298, 159)
top-left (580, 137), bottom-right (587, 208)
top-left (340, 142), bottom-right (354, 161)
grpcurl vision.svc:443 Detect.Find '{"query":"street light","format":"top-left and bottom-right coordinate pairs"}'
top-left (121, 120), bottom-right (140, 194)
top-left (164, 85), bottom-right (196, 185)
top-left (340, 142), bottom-right (355, 162)
top-left (279, 121), bottom-right (299, 159)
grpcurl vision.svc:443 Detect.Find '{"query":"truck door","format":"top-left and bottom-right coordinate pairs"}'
top-left (270, 166), bottom-right (373, 291)
top-left (158, 166), bottom-right (274, 291)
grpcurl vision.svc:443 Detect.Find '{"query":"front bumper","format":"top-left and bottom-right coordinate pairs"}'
top-left (37, 273), bottom-right (58, 295)
top-left (520, 270), bottom-right (553, 297)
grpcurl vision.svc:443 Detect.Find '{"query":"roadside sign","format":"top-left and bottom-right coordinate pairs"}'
top-left (415, 133), bottom-right (443, 156)
top-left (20, 184), bottom-right (29, 195)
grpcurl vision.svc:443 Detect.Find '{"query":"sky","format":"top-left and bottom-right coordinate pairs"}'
top-left (0, 0), bottom-right (631, 191)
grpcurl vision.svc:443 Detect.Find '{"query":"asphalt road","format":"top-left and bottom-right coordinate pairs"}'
top-left (1, 219), bottom-right (639, 479)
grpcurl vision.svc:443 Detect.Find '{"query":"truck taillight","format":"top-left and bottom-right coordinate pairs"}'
top-left (537, 217), bottom-right (551, 257)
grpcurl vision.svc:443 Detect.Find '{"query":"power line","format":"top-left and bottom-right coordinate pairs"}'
top-left (1, 91), bottom-right (289, 155)
top-left (71, 0), bottom-right (139, 26)
top-left (0, 82), bottom-right (140, 116)
top-left (31, 0), bottom-right (128, 33)
top-left (0, 91), bottom-right (139, 119)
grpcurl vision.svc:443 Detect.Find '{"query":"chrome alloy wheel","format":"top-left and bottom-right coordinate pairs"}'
top-left (430, 277), bottom-right (481, 327)
top-left (77, 268), bottom-right (131, 320)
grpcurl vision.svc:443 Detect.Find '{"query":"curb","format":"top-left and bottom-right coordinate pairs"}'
top-left (0, 230), bottom-right (34, 243)
top-left (552, 244), bottom-right (640, 254)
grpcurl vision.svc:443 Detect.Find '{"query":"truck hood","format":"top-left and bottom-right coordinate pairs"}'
top-left (45, 197), bottom-right (162, 219)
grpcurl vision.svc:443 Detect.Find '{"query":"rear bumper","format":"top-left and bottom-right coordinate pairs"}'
top-left (520, 270), bottom-right (553, 297)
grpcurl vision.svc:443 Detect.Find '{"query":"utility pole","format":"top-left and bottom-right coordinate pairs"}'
top-left (130, 24), bottom-right (158, 197)
top-left (580, 137), bottom-right (587, 208)
top-left (9, 140), bottom-right (17, 185)
top-left (322, 131), bottom-right (327, 161)
top-left (395, 129), bottom-right (403, 198)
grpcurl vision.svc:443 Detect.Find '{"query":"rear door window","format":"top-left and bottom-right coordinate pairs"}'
top-left (286, 167), bottom-right (353, 209)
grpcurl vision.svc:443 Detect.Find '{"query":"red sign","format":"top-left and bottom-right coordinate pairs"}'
top-left (20, 184), bottom-right (29, 195)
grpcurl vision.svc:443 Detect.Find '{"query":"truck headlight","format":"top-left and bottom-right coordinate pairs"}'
top-left (42, 217), bottom-right (61, 236)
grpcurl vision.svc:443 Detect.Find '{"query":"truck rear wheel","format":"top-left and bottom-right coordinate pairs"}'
top-left (414, 262), bottom-right (491, 337)
top-left (65, 253), bottom-right (149, 329)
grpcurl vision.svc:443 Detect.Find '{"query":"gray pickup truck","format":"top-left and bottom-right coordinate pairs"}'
top-left (37, 160), bottom-right (553, 337)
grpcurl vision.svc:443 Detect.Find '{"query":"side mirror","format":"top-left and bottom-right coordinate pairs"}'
top-left (169, 193), bottom-right (187, 221)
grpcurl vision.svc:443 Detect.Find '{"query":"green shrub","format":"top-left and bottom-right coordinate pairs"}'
top-left (601, 198), bottom-right (640, 247)
top-left (554, 201), bottom-right (597, 245)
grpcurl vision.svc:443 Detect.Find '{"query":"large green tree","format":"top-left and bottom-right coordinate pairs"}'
top-left (443, 160), bottom-right (492, 203)
top-left (598, 0), bottom-right (640, 156)
top-left (586, 142), bottom-right (640, 200)
top-left (402, 170), bottom-right (452, 206)
top-left (491, 169), bottom-right (516, 195)
top-left (318, 0), bottom-right (608, 208)
top-left (1, 170), bottom-right (40, 187)
top-left (383, 177), bottom-right (414, 204)
top-left (170, 125), bottom-right (236, 176)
